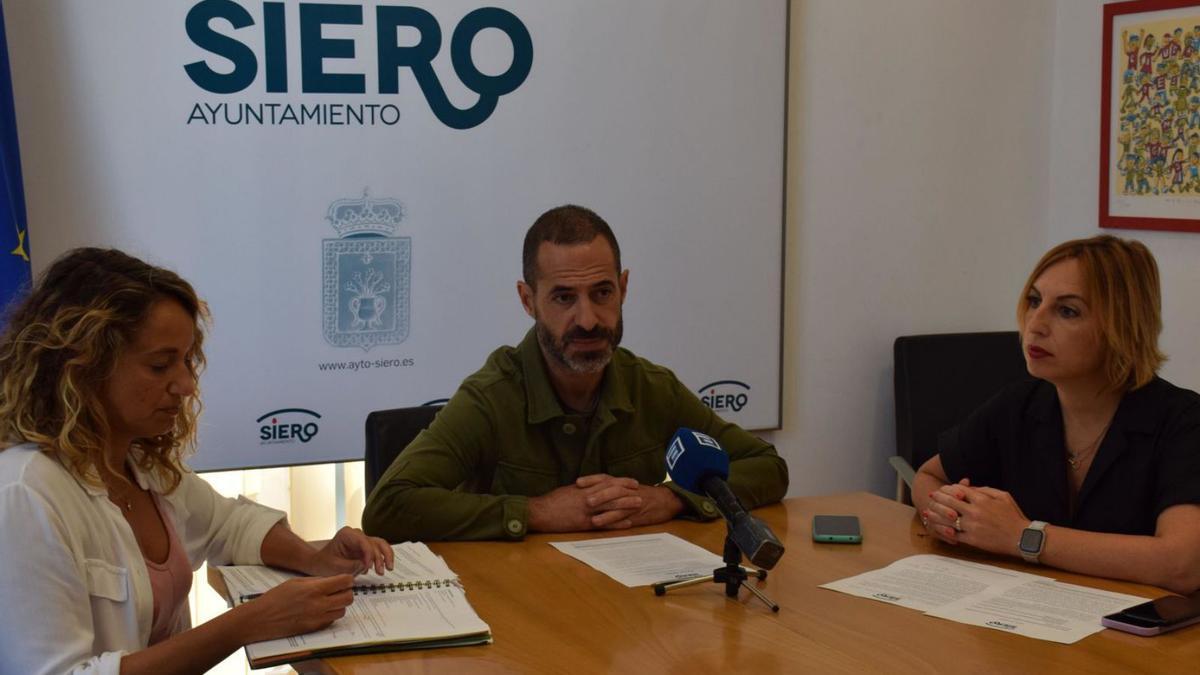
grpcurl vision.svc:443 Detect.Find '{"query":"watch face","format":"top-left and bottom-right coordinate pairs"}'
top-left (1019, 528), bottom-right (1044, 553)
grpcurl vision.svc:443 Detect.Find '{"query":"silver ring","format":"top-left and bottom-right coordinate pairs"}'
top-left (954, 516), bottom-right (962, 532)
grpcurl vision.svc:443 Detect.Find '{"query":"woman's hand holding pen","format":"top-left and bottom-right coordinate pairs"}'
top-left (234, 525), bottom-right (394, 644)
top-left (237, 574), bottom-right (356, 643)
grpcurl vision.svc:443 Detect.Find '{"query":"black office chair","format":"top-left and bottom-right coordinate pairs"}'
top-left (890, 331), bottom-right (1030, 503)
top-left (364, 405), bottom-right (443, 495)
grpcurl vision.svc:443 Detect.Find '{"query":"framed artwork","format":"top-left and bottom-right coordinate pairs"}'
top-left (1102, 0), bottom-right (1200, 232)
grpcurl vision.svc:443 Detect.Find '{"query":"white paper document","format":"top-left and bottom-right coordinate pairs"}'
top-left (926, 578), bottom-right (1145, 644)
top-left (821, 555), bottom-right (1146, 644)
top-left (550, 533), bottom-right (724, 587)
top-left (244, 586), bottom-right (491, 661)
top-left (220, 542), bottom-right (456, 601)
top-left (218, 542), bottom-right (490, 666)
top-left (820, 554), bottom-right (1042, 612)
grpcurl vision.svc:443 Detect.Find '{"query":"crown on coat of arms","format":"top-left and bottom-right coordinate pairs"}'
top-left (326, 189), bottom-right (404, 237)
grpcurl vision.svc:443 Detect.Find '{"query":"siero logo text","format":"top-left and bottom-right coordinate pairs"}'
top-left (184, 1), bottom-right (533, 130)
top-left (258, 408), bottom-right (321, 445)
top-left (698, 380), bottom-right (751, 413)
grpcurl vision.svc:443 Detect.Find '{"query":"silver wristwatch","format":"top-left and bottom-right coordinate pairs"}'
top-left (1018, 520), bottom-right (1048, 564)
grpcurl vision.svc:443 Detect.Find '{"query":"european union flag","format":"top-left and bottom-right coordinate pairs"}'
top-left (0, 2), bottom-right (30, 317)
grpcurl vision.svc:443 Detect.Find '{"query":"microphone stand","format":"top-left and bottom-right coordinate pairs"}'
top-left (652, 523), bottom-right (780, 612)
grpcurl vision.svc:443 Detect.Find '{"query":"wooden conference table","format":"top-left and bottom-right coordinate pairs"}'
top-left (252, 493), bottom-right (1198, 674)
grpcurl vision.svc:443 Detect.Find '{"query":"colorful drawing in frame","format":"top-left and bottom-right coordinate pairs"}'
top-left (1102, 0), bottom-right (1200, 232)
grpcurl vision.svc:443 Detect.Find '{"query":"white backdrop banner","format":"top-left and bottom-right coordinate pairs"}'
top-left (9, 0), bottom-right (787, 470)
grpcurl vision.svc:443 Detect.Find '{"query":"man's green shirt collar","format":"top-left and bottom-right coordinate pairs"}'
top-left (517, 328), bottom-right (635, 426)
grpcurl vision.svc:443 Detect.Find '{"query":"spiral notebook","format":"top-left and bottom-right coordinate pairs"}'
top-left (218, 542), bottom-right (491, 668)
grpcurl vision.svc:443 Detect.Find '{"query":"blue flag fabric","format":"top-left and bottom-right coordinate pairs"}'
top-left (0, 2), bottom-right (31, 316)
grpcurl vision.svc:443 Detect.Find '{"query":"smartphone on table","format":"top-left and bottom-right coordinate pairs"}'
top-left (1101, 594), bottom-right (1200, 636)
top-left (812, 515), bottom-right (862, 544)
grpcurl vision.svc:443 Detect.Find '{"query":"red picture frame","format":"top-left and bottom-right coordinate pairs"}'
top-left (1101, 0), bottom-right (1200, 232)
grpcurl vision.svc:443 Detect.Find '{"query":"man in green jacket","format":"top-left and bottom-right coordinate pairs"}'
top-left (363, 205), bottom-right (788, 541)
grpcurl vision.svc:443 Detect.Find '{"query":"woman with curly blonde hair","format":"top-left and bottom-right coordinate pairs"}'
top-left (913, 235), bottom-right (1200, 594)
top-left (0, 248), bottom-right (395, 675)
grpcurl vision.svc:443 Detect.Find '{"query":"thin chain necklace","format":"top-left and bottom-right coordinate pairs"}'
top-left (106, 470), bottom-right (139, 511)
top-left (1067, 418), bottom-right (1113, 470)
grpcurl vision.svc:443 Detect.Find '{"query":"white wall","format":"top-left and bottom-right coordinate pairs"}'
top-left (772, 0), bottom-right (1200, 501)
top-left (766, 0), bottom-right (1057, 498)
top-left (1048, 0), bottom-right (1200, 390)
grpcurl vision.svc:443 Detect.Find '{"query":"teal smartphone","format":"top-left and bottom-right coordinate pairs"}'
top-left (812, 515), bottom-right (862, 544)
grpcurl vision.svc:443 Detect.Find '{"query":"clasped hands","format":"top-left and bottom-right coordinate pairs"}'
top-left (921, 479), bottom-right (1031, 556)
top-left (528, 474), bottom-right (686, 533)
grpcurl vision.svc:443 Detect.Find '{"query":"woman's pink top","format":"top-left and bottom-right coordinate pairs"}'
top-left (145, 494), bottom-right (193, 645)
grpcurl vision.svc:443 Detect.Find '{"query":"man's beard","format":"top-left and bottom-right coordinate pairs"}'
top-left (535, 316), bottom-right (624, 374)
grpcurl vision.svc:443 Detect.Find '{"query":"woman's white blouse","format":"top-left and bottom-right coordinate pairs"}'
top-left (0, 444), bottom-right (286, 675)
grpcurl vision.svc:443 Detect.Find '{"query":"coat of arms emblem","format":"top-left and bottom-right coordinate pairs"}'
top-left (322, 191), bottom-right (410, 350)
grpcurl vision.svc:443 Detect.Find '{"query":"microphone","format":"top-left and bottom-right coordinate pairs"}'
top-left (665, 428), bottom-right (785, 570)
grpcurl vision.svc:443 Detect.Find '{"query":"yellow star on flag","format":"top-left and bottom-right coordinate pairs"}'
top-left (10, 228), bottom-right (28, 262)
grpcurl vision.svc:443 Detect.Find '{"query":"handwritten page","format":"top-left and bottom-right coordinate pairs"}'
top-left (550, 533), bottom-right (724, 587)
top-left (820, 555), bottom-right (1146, 644)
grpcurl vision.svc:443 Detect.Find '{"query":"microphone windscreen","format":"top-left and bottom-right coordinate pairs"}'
top-left (665, 427), bottom-right (730, 493)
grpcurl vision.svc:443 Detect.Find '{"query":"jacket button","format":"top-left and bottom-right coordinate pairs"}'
top-left (702, 501), bottom-right (717, 515)
top-left (507, 519), bottom-right (523, 534)
top-left (562, 423), bottom-right (576, 435)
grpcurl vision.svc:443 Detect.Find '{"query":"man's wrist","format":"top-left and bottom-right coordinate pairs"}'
top-left (659, 486), bottom-right (686, 518)
top-left (510, 495), bottom-right (534, 536)
top-left (660, 481), bottom-right (720, 520)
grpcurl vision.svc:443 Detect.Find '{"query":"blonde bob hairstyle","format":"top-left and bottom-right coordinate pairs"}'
top-left (1017, 235), bottom-right (1165, 392)
top-left (0, 248), bottom-right (208, 492)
